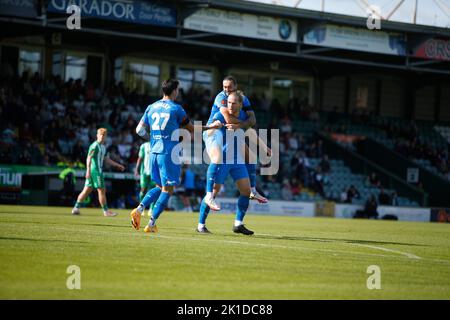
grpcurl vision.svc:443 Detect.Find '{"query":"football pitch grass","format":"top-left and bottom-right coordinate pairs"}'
top-left (1, 205), bottom-right (449, 300)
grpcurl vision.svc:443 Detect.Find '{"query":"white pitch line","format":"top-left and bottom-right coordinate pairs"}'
top-left (3, 222), bottom-right (444, 263)
top-left (25, 225), bottom-right (423, 261)
top-left (258, 233), bottom-right (422, 260)
top-left (347, 243), bottom-right (421, 260)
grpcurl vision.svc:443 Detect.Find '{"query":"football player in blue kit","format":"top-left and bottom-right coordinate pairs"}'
top-left (203, 76), bottom-right (268, 211)
top-left (130, 79), bottom-right (195, 233)
top-left (198, 91), bottom-right (270, 235)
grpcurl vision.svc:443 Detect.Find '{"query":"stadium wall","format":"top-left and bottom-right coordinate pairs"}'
top-left (217, 198), bottom-right (434, 222)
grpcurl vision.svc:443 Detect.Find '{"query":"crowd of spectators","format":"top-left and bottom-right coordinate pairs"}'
top-left (1, 72), bottom-right (435, 211)
top-left (0, 72), bottom-right (214, 171)
top-left (341, 108), bottom-right (450, 180)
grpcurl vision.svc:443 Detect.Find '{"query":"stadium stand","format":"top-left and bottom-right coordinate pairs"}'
top-left (1, 0), bottom-right (449, 211)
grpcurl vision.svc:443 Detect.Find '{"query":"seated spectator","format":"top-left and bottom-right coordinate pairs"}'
top-left (354, 195), bottom-right (378, 219)
top-left (291, 151), bottom-right (310, 186)
top-left (390, 191), bottom-right (399, 206)
top-left (378, 188), bottom-right (391, 205)
top-left (281, 179), bottom-right (293, 201)
top-left (313, 167), bottom-right (325, 197)
top-left (45, 141), bottom-right (61, 163)
top-left (346, 185), bottom-right (361, 203)
top-left (288, 132), bottom-right (299, 150)
top-left (280, 116), bottom-right (292, 134)
top-left (290, 178), bottom-right (301, 196)
top-left (367, 172), bottom-right (381, 188)
top-left (319, 154), bottom-right (331, 173)
top-left (340, 188), bottom-right (348, 203)
top-left (364, 195), bottom-right (379, 219)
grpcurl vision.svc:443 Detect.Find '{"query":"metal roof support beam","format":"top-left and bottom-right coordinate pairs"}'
top-left (1, 17), bottom-right (449, 76)
top-left (409, 59), bottom-right (443, 67)
top-left (386, 0), bottom-right (406, 21)
top-left (301, 47), bottom-right (335, 54)
top-left (180, 32), bottom-right (218, 40)
top-left (433, 0), bottom-right (450, 21)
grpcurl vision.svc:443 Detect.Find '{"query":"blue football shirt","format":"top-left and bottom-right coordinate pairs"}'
top-left (140, 99), bottom-right (187, 155)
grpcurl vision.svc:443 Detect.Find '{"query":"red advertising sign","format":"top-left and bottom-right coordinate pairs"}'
top-left (414, 39), bottom-right (450, 61)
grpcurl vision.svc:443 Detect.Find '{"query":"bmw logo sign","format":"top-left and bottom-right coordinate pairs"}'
top-left (279, 20), bottom-right (292, 40)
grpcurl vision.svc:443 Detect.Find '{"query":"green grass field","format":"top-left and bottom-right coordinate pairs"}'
top-left (1, 205), bottom-right (449, 299)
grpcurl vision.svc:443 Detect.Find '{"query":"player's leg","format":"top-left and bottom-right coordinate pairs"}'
top-left (244, 144), bottom-right (268, 204)
top-left (203, 130), bottom-right (223, 209)
top-left (230, 166), bottom-right (254, 235)
top-left (139, 174), bottom-right (149, 216)
top-left (197, 183), bottom-right (221, 233)
top-left (144, 154), bottom-right (180, 233)
top-left (72, 185), bottom-right (93, 215)
top-left (97, 187), bottom-right (117, 217)
top-left (130, 154), bottom-right (162, 230)
top-left (197, 164), bottom-right (229, 232)
top-left (145, 185), bottom-right (174, 233)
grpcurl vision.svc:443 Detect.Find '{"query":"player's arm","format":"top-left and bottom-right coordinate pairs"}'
top-left (205, 120), bottom-right (223, 130)
top-left (220, 107), bottom-right (241, 124)
top-left (134, 157), bottom-right (142, 177)
top-left (136, 120), bottom-right (150, 140)
top-left (85, 154), bottom-right (92, 179)
top-left (220, 110), bottom-right (256, 130)
top-left (105, 157), bottom-right (125, 172)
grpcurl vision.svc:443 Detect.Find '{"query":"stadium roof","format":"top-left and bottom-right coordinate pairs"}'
top-left (195, 0), bottom-right (450, 36)
top-left (1, 0), bottom-right (448, 75)
top-left (242, 0), bottom-right (450, 29)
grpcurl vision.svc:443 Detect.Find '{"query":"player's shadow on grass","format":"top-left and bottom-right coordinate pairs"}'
top-left (0, 236), bottom-right (89, 244)
top-left (248, 235), bottom-right (429, 247)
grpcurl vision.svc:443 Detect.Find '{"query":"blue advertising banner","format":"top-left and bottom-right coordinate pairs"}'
top-left (47, 0), bottom-right (176, 27)
top-left (0, 0), bottom-right (37, 18)
top-left (304, 24), bottom-right (406, 56)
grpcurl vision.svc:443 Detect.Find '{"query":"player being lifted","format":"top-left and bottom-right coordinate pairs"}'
top-left (134, 141), bottom-right (156, 216)
top-left (198, 91), bottom-right (270, 235)
top-left (130, 79), bottom-right (195, 233)
top-left (203, 76), bottom-right (267, 211)
top-left (71, 128), bottom-right (125, 216)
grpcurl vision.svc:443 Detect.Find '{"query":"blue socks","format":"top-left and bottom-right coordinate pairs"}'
top-left (140, 187), bottom-right (161, 209)
top-left (246, 164), bottom-right (256, 188)
top-left (206, 163), bottom-right (220, 193)
top-left (151, 192), bottom-right (171, 222)
top-left (236, 195), bottom-right (250, 223)
top-left (199, 197), bottom-right (211, 224)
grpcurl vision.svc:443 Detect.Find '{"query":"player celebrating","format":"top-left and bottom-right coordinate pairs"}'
top-left (134, 141), bottom-right (155, 216)
top-left (71, 128), bottom-right (125, 216)
top-left (130, 79), bottom-right (194, 233)
top-left (198, 91), bottom-right (269, 235)
top-left (203, 76), bottom-right (267, 212)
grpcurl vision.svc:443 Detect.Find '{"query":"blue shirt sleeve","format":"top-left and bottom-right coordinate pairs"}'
top-left (214, 93), bottom-right (227, 109)
top-left (242, 96), bottom-right (253, 112)
top-left (141, 105), bottom-right (152, 126)
top-left (212, 112), bottom-right (225, 123)
top-left (177, 105), bottom-right (187, 125)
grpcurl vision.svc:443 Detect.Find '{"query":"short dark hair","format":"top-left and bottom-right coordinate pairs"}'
top-left (223, 75), bottom-right (237, 86)
top-left (162, 79), bottom-right (179, 96)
